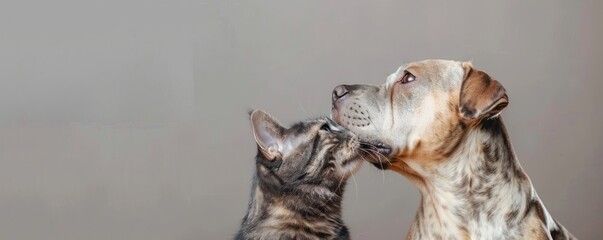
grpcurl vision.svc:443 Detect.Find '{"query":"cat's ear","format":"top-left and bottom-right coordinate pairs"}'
top-left (250, 110), bottom-right (287, 160)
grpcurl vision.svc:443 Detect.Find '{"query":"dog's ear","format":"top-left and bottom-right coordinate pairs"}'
top-left (459, 62), bottom-right (509, 120)
top-left (250, 110), bottom-right (287, 160)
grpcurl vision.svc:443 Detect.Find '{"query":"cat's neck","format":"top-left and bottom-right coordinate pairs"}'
top-left (239, 175), bottom-right (346, 239)
top-left (245, 176), bottom-right (345, 221)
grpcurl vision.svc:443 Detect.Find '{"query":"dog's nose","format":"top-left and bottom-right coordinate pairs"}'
top-left (332, 85), bottom-right (349, 103)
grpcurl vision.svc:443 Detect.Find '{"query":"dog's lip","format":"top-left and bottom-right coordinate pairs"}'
top-left (358, 141), bottom-right (393, 170)
top-left (359, 141), bottom-right (392, 157)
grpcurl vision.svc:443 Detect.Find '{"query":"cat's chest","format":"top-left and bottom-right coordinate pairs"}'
top-left (255, 205), bottom-right (342, 239)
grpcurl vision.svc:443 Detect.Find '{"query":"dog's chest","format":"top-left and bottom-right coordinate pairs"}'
top-left (415, 196), bottom-right (528, 240)
top-left (411, 161), bottom-right (533, 239)
top-left (414, 203), bottom-right (534, 240)
top-left (464, 218), bottom-right (524, 239)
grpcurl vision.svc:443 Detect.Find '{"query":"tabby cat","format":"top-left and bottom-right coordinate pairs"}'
top-left (235, 110), bottom-right (364, 240)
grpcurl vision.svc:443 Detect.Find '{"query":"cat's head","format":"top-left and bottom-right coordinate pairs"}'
top-left (250, 110), bottom-right (363, 193)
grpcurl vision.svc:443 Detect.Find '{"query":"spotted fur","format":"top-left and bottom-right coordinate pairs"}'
top-left (402, 118), bottom-right (575, 240)
top-left (331, 60), bottom-right (576, 239)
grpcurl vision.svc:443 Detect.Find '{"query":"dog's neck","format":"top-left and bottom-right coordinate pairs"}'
top-left (395, 118), bottom-right (545, 239)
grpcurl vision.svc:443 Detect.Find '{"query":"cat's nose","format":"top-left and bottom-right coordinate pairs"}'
top-left (332, 85), bottom-right (349, 103)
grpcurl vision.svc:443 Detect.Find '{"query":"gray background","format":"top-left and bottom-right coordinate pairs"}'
top-left (1, 0), bottom-right (602, 239)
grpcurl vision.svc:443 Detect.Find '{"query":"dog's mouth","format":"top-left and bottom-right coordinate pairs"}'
top-left (360, 141), bottom-right (392, 155)
top-left (359, 141), bottom-right (393, 169)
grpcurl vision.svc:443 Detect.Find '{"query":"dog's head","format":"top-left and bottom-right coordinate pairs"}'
top-left (331, 59), bottom-right (508, 171)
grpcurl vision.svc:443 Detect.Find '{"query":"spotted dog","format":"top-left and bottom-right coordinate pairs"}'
top-left (331, 59), bottom-right (575, 239)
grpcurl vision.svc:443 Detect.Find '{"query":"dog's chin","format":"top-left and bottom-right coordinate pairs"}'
top-left (357, 141), bottom-right (394, 170)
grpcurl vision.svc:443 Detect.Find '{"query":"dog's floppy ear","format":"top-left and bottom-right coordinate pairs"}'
top-left (459, 62), bottom-right (509, 120)
top-left (250, 110), bottom-right (287, 160)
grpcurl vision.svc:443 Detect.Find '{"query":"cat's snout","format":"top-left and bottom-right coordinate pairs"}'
top-left (347, 136), bottom-right (360, 150)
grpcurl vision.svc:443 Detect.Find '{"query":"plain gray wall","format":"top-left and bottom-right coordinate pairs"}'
top-left (1, 0), bottom-right (601, 239)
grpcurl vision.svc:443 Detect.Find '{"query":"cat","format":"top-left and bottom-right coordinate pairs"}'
top-left (235, 110), bottom-right (364, 240)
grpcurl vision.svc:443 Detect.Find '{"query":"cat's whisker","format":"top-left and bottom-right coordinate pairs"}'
top-left (357, 148), bottom-right (375, 165)
top-left (359, 148), bottom-right (386, 183)
top-left (362, 144), bottom-right (393, 165)
top-left (367, 149), bottom-right (392, 184)
top-left (350, 149), bottom-right (361, 202)
top-left (350, 167), bottom-right (359, 202)
top-left (290, 84), bottom-right (308, 115)
top-left (335, 170), bottom-right (346, 192)
top-left (372, 149), bottom-right (392, 165)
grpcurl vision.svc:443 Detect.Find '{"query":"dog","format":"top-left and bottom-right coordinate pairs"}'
top-left (331, 59), bottom-right (575, 239)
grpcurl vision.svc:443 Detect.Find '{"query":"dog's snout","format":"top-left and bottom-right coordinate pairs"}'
top-left (332, 85), bottom-right (350, 103)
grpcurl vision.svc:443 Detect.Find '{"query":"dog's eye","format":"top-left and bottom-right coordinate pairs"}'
top-left (400, 71), bottom-right (416, 84)
top-left (320, 123), bottom-right (331, 132)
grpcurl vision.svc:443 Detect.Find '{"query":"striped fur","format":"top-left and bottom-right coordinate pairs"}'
top-left (236, 112), bottom-right (363, 240)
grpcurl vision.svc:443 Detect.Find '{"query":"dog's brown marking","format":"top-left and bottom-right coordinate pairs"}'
top-left (460, 228), bottom-right (470, 240)
top-left (393, 93), bottom-right (465, 162)
top-left (389, 157), bottom-right (426, 187)
top-left (522, 210), bottom-right (549, 240)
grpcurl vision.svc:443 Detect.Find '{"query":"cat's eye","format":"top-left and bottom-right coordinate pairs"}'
top-left (400, 71), bottom-right (416, 84)
top-left (320, 123), bottom-right (331, 132)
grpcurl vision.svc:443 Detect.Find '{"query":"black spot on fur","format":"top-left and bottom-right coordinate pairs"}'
top-left (550, 227), bottom-right (564, 240)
